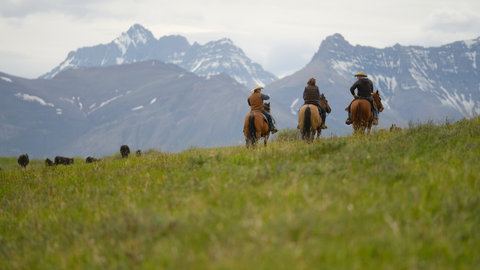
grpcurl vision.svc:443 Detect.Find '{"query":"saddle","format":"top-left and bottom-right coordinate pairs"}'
top-left (345, 97), bottom-right (377, 112)
top-left (251, 110), bottom-right (268, 123)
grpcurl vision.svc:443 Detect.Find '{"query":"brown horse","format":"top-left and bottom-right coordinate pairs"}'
top-left (350, 90), bottom-right (384, 134)
top-left (297, 94), bottom-right (332, 142)
top-left (243, 102), bottom-right (272, 147)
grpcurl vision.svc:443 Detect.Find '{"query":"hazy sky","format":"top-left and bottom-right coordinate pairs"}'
top-left (1, 0), bottom-right (479, 79)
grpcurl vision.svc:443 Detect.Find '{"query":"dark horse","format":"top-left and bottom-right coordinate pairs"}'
top-left (297, 94), bottom-right (332, 142)
top-left (350, 90), bottom-right (384, 134)
top-left (243, 102), bottom-right (272, 147)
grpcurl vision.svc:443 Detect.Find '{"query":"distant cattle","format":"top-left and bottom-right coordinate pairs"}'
top-left (120, 145), bottom-right (130, 158)
top-left (86, 156), bottom-right (100, 163)
top-left (54, 156), bottom-right (74, 165)
top-left (45, 158), bottom-right (54, 167)
top-left (18, 154), bottom-right (29, 168)
top-left (136, 150), bottom-right (142, 157)
top-left (390, 124), bottom-right (402, 132)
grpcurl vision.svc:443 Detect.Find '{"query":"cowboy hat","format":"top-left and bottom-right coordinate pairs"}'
top-left (251, 85), bottom-right (264, 92)
top-left (354, 72), bottom-right (367, 77)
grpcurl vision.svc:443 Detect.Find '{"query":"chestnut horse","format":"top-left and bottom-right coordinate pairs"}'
top-left (350, 90), bottom-right (384, 134)
top-left (297, 94), bottom-right (332, 142)
top-left (243, 102), bottom-right (272, 147)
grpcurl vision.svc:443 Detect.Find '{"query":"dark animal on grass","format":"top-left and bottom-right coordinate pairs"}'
top-left (136, 150), bottom-right (142, 157)
top-left (18, 154), bottom-right (29, 168)
top-left (390, 124), bottom-right (402, 132)
top-left (86, 156), bottom-right (100, 163)
top-left (45, 158), bottom-right (54, 167)
top-left (55, 156), bottom-right (74, 165)
top-left (120, 145), bottom-right (130, 158)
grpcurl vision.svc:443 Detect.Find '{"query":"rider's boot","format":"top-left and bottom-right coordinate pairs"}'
top-left (345, 104), bottom-right (353, 125)
top-left (373, 118), bottom-right (379, 125)
top-left (269, 120), bottom-right (278, 134)
top-left (346, 111), bottom-right (353, 125)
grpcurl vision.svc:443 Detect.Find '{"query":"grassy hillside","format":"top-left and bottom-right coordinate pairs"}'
top-left (1, 118), bottom-right (479, 269)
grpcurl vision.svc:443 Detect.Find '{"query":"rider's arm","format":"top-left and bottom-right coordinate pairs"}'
top-left (261, 94), bottom-right (270, 100)
top-left (350, 82), bottom-right (358, 96)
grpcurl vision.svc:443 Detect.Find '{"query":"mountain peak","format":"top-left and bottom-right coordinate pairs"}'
top-left (216, 38), bottom-right (234, 45)
top-left (123, 24), bottom-right (155, 45)
top-left (463, 36), bottom-right (480, 49)
top-left (322, 33), bottom-right (349, 47)
top-left (310, 33), bottom-right (351, 62)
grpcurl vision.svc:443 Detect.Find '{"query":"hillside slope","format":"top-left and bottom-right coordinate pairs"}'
top-left (1, 117), bottom-right (479, 269)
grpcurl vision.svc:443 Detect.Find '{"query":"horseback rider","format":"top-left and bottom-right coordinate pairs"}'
top-left (346, 72), bottom-right (379, 125)
top-left (247, 85), bottom-right (278, 134)
top-left (303, 78), bottom-right (327, 129)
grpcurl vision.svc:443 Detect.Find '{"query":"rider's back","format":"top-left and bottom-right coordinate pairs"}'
top-left (350, 77), bottom-right (373, 97)
top-left (248, 92), bottom-right (264, 111)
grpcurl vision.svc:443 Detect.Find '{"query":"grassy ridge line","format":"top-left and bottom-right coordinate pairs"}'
top-left (0, 118), bottom-right (479, 269)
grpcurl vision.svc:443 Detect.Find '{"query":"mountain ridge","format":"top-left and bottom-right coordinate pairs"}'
top-left (40, 24), bottom-right (277, 88)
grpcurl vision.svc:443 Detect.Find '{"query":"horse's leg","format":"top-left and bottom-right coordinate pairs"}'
top-left (264, 134), bottom-right (269, 147)
top-left (316, 129), bottom-right (322, 140)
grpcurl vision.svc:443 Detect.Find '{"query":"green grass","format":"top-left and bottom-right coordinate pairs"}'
top-left (1, 118), bottom-right (479, 269)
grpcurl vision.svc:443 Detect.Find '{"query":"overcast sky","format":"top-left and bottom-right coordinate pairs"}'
top-left (1, 0), bottom-right (479, 79)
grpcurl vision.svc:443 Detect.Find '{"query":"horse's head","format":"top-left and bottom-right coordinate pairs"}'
top-left (264, 102), bottom-right (271, 113)
top-left (372, 90), bottom-right (384, 112)
top-left (319, 94), bottom-right (332, 113)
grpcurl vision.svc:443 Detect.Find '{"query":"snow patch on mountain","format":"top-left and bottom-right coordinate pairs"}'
top-left (131, 105), bottom-right (144, 111)
top-left (290, 98), bottom-right (300, 115)
top-left (15, 93), bottom-right (54, 107)
top-left (1, 76), bottom-right (12, 83)
top-left (439, 87), bottom-right (477, 117)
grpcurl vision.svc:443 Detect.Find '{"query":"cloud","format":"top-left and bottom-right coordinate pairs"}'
top-left (0, 0), bottom-right (118, 18)
top-left (427, 11), bottom-right (480, 34)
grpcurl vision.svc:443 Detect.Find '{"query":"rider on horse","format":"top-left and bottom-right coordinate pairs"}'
top-left (346, 72), bottom-right (379, 125)
top-left (303, 78), bottom-right (327, 129)
top-left (248, 85), bottom-right (278, 134)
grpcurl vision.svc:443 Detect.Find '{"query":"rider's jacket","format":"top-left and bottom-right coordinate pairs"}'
top-left (350, 77), bottom-right (373, 97)
top-left (248, 92), bottom-right (269, 111)
top-left (303, 85), bottom-right (320, 103)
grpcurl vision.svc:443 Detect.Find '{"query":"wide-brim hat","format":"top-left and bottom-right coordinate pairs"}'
top-left (354, 72), bottom-right (367, 77)
top-left (251, 85), bottom-right (264, 92)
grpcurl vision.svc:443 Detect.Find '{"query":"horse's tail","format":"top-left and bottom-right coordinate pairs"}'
top-left (303, 106), bottom-right (311, 135)
top-left (247, 114), bottom-right (257, 143)
top-left (353, 100), bottom-right (368, 128)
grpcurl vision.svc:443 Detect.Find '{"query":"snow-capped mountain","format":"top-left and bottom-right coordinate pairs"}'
top-left (41, 24), bottom-right (277, 87)
top-left (267, 33), bottom-right (480, 134)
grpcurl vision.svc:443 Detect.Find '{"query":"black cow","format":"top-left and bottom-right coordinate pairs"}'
top-left (45, 158), bottom-right (54, 167)
top-left (120, 145), bottom-right (130, 158)
top-left (18, 154), bottom-right (29, 168)
top-left (54, 156), bottom-right (74, 165)
top-left (86, 156), bottom-right (100, 163)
